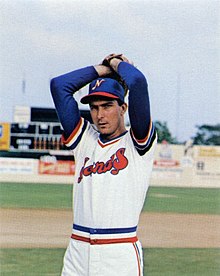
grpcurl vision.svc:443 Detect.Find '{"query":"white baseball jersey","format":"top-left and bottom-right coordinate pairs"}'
top-left (61, 117), bottom-right (157, 276)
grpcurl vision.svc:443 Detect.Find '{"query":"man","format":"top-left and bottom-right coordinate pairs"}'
top-left (50, 53), bottom-right (157, 276)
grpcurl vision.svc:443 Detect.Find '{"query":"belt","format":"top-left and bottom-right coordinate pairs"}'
top-left (71, 224), bottom-right (138, 245)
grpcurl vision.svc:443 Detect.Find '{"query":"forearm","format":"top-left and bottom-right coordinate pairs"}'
top-left (94, 64), bottom-right (112, 77)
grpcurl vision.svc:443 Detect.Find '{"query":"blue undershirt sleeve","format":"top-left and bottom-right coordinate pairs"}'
top-left (117, 62), bottom-right (151, 140)
top-left (50, 66), bottom-right (98, 138)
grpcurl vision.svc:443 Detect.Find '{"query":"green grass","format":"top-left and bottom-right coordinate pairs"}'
top-left (143, 186), bottom-right (220, 214)
top-left (0, 182), bottom-right (72, 209)
top-left (0, 182), bottom-right (219, 214)
top-left (0, 248), bottom-right (219, 275)
top-left (0, 248), bottom-right (65, 276)
top-left (144, 248), bottom-right (220, 276)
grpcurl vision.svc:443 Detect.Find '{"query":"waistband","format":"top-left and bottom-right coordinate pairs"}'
top-left (71, 224), bottom-right (138, 245)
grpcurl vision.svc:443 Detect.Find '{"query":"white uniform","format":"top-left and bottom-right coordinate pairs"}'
top-left (61, 117), bottom-right (157, 276)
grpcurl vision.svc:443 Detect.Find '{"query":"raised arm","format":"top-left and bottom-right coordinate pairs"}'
top-left (50, 65), bottom-right (112, 138)
top-left (109, 58), bottom-right (151, 139)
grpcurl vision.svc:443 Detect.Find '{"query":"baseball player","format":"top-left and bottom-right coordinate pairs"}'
top-left (50, 53), bottom-right (157, 276)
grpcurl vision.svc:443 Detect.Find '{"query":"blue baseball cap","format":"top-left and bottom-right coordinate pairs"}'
top-left (80, 78), bottom-right (125, 104)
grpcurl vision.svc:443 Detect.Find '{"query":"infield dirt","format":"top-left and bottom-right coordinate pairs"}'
top-left (1, 208), bottom-right (219, 248)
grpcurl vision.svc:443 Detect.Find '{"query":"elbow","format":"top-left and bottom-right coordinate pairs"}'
top-left (50, 77), bottom-right (56, 87)
top-left (50, 76), bottom-right (62, 96)
top-left (133, 71), bottom-right (147, 85)
top-left (129, 71), bottom-right (148, 90)
top-left (50, 77), bottom-right (57, 91)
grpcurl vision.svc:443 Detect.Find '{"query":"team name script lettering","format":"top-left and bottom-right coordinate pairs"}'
top-left (78, 148), bottom-right (128, 183)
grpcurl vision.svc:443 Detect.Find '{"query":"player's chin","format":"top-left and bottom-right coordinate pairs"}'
top-left (98, 127), bottom-right (112, 136)
top-left (98, 128), bottom-right (109, 135)
top-left (97, 124), bottom-right (106, 131)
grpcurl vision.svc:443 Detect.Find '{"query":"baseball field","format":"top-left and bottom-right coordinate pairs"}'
top-left (0, 182), bottom-right (220, 275)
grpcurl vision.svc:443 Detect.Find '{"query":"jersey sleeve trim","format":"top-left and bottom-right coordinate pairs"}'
top-left (131, 118), bottom-right (153, 144)
top-left (61, 117), bottom-right (88, 149)
top-left (130, 120), bottom-right (157, 154)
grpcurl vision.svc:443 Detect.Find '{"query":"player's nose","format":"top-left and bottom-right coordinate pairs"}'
top-left (97, 108), bottom-right (104, 119)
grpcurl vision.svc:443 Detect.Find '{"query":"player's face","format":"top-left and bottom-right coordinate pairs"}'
top-left (89, 99), bottom-right (127, 140)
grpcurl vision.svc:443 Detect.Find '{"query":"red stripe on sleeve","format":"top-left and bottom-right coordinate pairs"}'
top-left (61, 117), bottom-right (83, 144)
top-left (131, 119), bottom-right (152, 144)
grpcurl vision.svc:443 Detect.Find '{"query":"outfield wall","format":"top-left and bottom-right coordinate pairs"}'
top-left (0, 145), bottom-right (219, 188)
top-left (150, 144), bottom-right (220, 187)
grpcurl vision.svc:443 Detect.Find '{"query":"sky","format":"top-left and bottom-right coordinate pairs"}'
top-left (1, 0), bottom-right (220, 142)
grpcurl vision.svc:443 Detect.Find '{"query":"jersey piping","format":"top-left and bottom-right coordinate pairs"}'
top-left (130, 120), bottom-right (156, 154)
top-left (98, 131), bottom-right (128, 148)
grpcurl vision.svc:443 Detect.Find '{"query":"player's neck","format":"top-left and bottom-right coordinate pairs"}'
top-left (100, 129), bottom-right (127, 142)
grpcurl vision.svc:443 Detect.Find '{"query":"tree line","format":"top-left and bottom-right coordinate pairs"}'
top-left (154, 121), bottom-right (220, 145)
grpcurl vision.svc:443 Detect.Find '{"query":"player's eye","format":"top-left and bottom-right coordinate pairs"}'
top-left (90, 105), bottom-right (97, 111)
top-left (103, 103), bottom-right (113, 109)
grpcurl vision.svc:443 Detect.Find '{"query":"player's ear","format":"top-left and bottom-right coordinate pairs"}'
top-left (120, 103), bottom-right (127, 115)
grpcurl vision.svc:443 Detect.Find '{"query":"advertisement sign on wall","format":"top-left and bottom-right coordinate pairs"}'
top-left (0, 123), bottom-right (10, 150)
top-left (0, 157), bottom-right (38, 174)
top-left (152, 142), bottom-right (183, 180)
top-left (194, 146), bottom-right (220, 181)
top-left (38, 155), bottom-right (75, 175)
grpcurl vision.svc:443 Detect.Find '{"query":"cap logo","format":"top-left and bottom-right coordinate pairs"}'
top-left (91, 79), bottom-right (105, 90)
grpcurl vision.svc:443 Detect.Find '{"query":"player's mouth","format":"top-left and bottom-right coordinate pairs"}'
top-left (98, 122), bottom-right (108, 128)
top-left (98, 122), bottom-right (107, 127)
top-left (97, 123), bottom-right (110, 133)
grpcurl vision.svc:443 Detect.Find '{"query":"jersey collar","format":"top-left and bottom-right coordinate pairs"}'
top-left (98, 131), bottom-right (128, 148)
